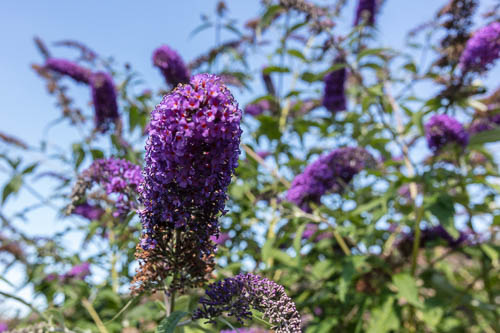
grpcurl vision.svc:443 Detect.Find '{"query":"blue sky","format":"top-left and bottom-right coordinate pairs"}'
top-left (1, 0), bottom-right (499, 316)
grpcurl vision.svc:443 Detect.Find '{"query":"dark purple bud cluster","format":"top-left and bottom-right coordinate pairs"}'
top-left (424, 114), bottom-right (469, 152)
top-left (153, 45), bottom-right (190, 87)
top-left (468, 117), bottom-right (495, 134)
top-left (322, 59), bottom-right (347, 112)
top-left (245, 100), bottom-right (271, 116)
top-left (287, 147), bottom-right (374, 211)
top-left (193, 273), bottom-right (301, 333)
top-left (133, 74), bottom-right (242, 293)
top-left (459, 22), bottom-right (500, 72)
top-left (70, 158), bottom-right (143, 217)
top-left (45, 58), bottom-right (92, 84)
top-left (397, 226), bottom-right (474, 256)
top-left (354, 0), bottom-right (377, 26)
top-left (90, 72), bottom-right (120, 133)
top-left (72, 202), bottom-right (105, 220)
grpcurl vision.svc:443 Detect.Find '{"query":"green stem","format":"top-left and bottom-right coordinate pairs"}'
top-left (410, 207), bottom-right (424, 276)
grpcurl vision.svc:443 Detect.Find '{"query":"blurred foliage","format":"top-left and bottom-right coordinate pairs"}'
top-left (0, 1), bottom-right (499, 332)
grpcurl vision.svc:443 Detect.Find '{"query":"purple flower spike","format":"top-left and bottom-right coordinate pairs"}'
top-left (0, 322), bottom-right (8, 333)
top-left (459, 22), bottom-right (500, 72)
top-left (62, 262), bottom-right (91, 281)
top-left (90, 72), bottom-right (120, 133)
top-left (153, 45), bottom-right (190, 87)
top-left (287, 147), bottom-right (374, 211)
top-left (193, 273), bottom-right (301, 333)
top-left (78, 158), bottom-right (143, 217)
top-left (322, 58), bottom-right (347, 112)
top-left (245, 100), bottom-right (271, 116)
top-left (354, 0), bottom-right (376, 26)
top-left (425, 114), bottom-right (468, 152)
top-left (45, 58), bottom-right (91, 84)
top-left (133, 74), bottom-right (242, 293)
top-left (72, 202), bottom-right (105, 220)
top-left (468, 118), bottom-right (494, 134)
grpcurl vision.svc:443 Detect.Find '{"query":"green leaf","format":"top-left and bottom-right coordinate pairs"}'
top-left (21, 162), bottom-right (38, 175)
top-left (338, 260), bottom-right (356, 303)
top-left (72, 143), bottom-right (85, 169)
top-left (287, 49), bottom-right (307, 61)
top-left (294, 223), bottom-right (307, 254)
top-left (469, 128), bottom-right (500, 146)
top-left (189, 22), bottom-right (213, 38)
top-left (156, 311), bottom-right (187, 333)
top-left (2, 174), bottom-right (22, 204)
top-left (260, 5), bottom-right (283, 28)
top-left (263, 66), bottom-right (290, 74)
top-left (356, 48), bottom-right (389, 61)
top-left (393, 273), bottom-right (423, 308)
top-left (428, 194), bottom-right (457, 238)
top-left (366, 296), bottom-right (399, 333)
top-left (480, 244), bottom-right (499, 268)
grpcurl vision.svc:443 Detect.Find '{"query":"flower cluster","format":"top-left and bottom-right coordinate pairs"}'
top-left (459, 22), bottom-right (500, 72)
top-left (45, 58), bottom-right (92, 84)
top-left (133, 74), bottom-right (242, 293)
top-left (245, 100), bottom-right (271, 116)
top-left (287, 147), bottom-right (374, 211)
top-left (468, 117), bottom-right (495, 134)
top-left (152, 45), bottom-right (190, 87)
top-left (322, 58), bottom-right (347, 112)
top-left (90, 72), bottom-right (120, 133)
top-left (193, 273), bottom-right (301, 333)
top-left (61, 262), bottom-right (91, 281)
top-left (354, 0), bottom-right (377, 26)
top-left (301, 223), bottom-right (332, 242)
top-left (72, 202), bottom-right (105, 220)
top-left (0, 322), bottom-right (7, 333)
top-left (69, 158), bottom-right (143, 217)
top-left (424, 114), bottom-right (469, 152)
top-left (397, 226), bottom-right (474, 256)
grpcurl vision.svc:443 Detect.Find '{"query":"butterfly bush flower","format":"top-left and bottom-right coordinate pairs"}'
top-left (424, 114), bottom-right (469, 152)
top-left (193, 273), bottom-right (301, 333)
top-left (287, 147), bottom-right (374, 211)
top-left (459, 22), bottom-right (500, 72)
top-left (45, 58), bottom-right (91, 84)
top-left (0, 322), bottom-right (7, 333)
top-left (153, 45), bottom-right (190, 87)
top-left (397, 226), bottom-right (474, 256)
top-left (322, 59), bottom-right (347, 112)
top-left (301, 223), bottom-right (332, 242)
top-left (468, 118), bottom-right (494, 134)
top-left (133, 74), bottom-right (242, 293)
top-left (210, 232), bottom-right (230, 245)
top-left (62, 262), bottom-right (91, 281)
top-left (354, 0), bottom-right (376, 26)
top-left (69, 158), bottom-right (143, 217)
top-left (72, 202), bottom-right (105, 220)
top-left (90, 72), bottom-right (120, 133)
top-left (245, 100), bottom-right (271, 116)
